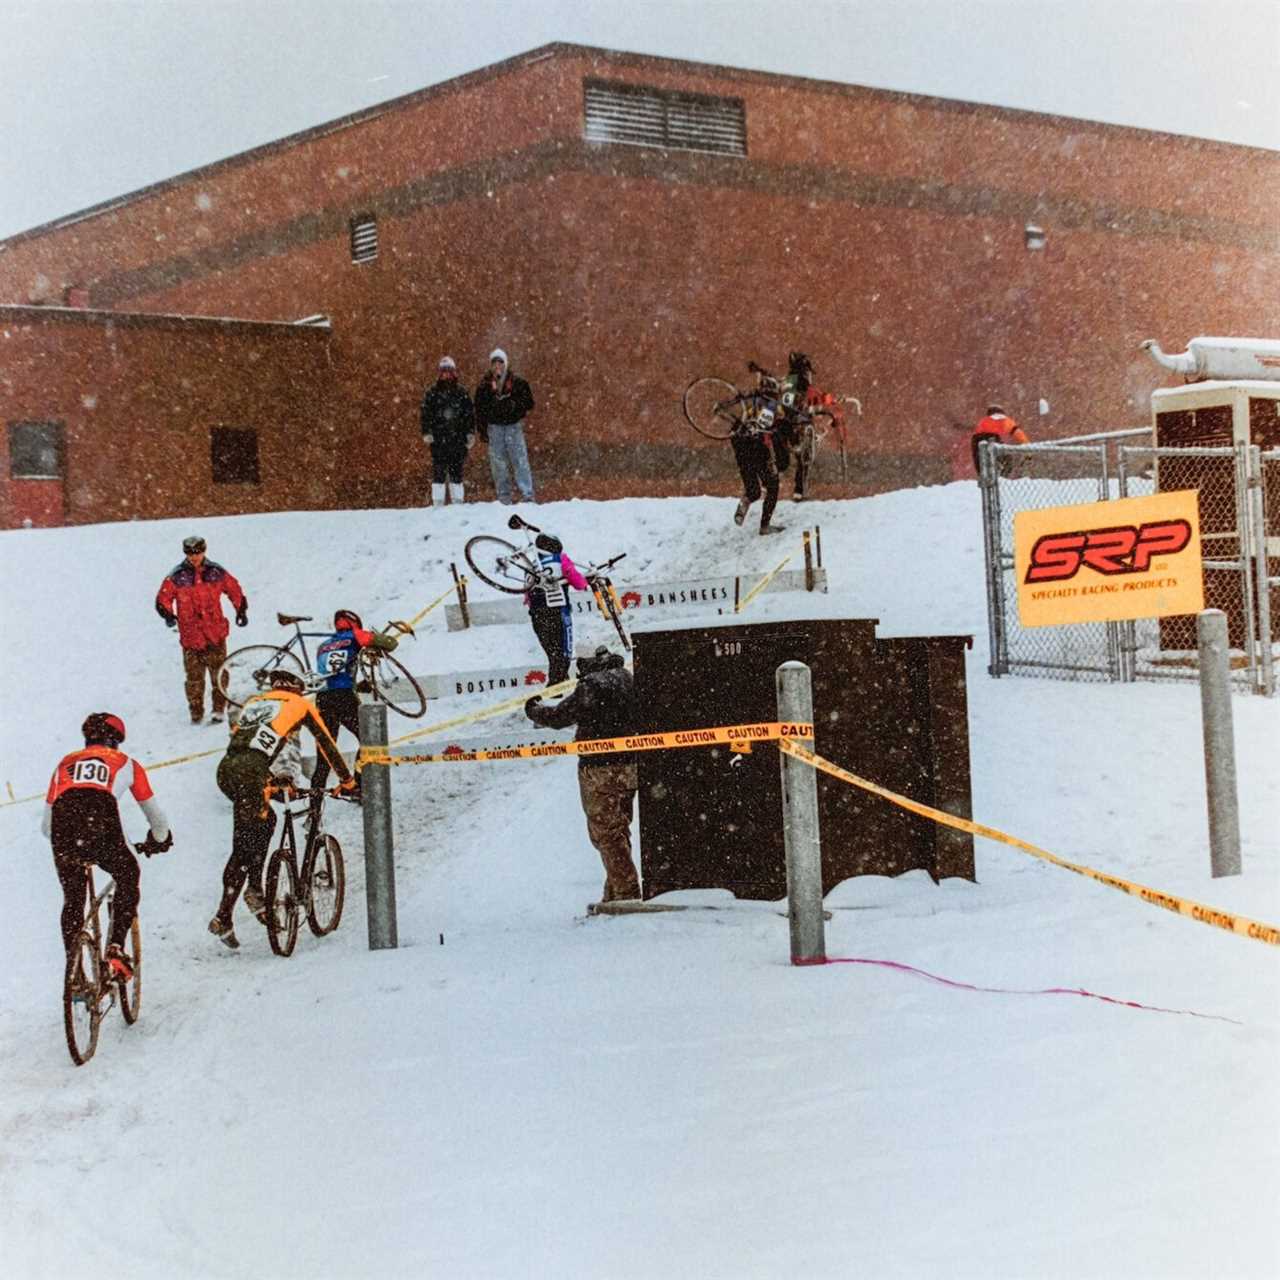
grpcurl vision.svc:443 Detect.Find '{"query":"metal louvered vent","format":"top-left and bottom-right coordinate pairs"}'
top-left (584, 79), bottom-right (746, 157)
top-left (350, 214), bottom-right (378, 264)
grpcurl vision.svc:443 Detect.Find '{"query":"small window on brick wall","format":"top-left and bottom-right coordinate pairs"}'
top-left (211, 427), bottom-right (260, 484)
top-left (8, 420), bottom-right (64, 479)
top-left (350, 214), bottom-right (378, 263)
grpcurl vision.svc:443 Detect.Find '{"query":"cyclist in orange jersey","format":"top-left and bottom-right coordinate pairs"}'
top-left (209, 669), bottom-right (354, 948)
top-left (44, 713), bottom-right (172, 981)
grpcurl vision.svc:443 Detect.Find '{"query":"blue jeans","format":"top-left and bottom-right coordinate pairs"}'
top-left (487, 422), bottom-right (535, 503)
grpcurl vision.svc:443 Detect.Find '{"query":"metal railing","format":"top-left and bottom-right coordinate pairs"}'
top-left (979, 432), bottom-right (1277, 696)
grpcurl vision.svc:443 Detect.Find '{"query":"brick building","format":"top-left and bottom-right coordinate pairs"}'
top-left (1, 42), bottom-right (1277, 526)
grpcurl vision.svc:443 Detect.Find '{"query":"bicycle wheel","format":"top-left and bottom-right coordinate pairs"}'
top-left (359, 649), bottom-right (428, 718)
top-left (306, 834), bottom-right (346, 937)
top-left (464, 535), bottom-right (533, 594)
top-left (118, 916), bottom-right (142, 1025)
top-left (265, 849), bottom-right (301, 958)
top-left (218, 645), bottom-right (306, 709)
top-left (683, 376), bottom-right (747, 440)
top-left (63, 933), bottom-right (102, 1066)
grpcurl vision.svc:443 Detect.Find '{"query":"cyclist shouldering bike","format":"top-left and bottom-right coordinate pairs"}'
top-left (210, 669), bottom-right (355, 950)
top-left (44, 713), bottom-right (173, 984)
top-left (311, 609), bottom-right (399, 801)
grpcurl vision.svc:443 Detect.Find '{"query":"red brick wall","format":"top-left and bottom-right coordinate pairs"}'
top-left (1, 44), bottom-right (1276, 518)
top-left (0, 309), bottom-right (336, 526)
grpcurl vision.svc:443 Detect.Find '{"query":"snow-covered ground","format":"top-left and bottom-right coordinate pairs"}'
top-left (2, 486), bottom-right (1277, 1279)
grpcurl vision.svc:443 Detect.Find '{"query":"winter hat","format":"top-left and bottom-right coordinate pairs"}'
top-left (438, 355), bottom-right (457, 371)
top-left (490, 348), bottom-right (508, 365)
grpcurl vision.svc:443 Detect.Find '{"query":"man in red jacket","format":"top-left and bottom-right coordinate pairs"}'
top-left (970, 404), bottom-right (1029, 475)
top-left (155, 535), bottom-right (248, 724)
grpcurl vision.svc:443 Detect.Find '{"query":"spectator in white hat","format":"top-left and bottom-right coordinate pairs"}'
top-left (474, 347), bottom-right (536, 504)
top-left (419, 355), bottom-right (476, 506)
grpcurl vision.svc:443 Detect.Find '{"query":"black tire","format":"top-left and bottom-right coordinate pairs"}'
top-left (265, 849), bottom-right (300, 958)
top-left (217, 645), bottom-right (306, 709)
top-left (464, 535), bottom-right (534, 594)
top-left (63, 933), bottom-right (102, 1066)
top-left (358, 649), bottom-right (427, 718)
top-left (118, 916), bottom-right (142, 1025)
top-left (306, 834), bottom-right (346, 937)
top-left (683, 376), bottom-right (747, 440)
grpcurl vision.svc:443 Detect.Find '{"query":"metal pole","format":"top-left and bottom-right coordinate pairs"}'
top-left (1197, 610), bottom-right (1241, 878)
top-left (1247, 446), bottom-right (1274, 696)
top-left (359, 702), bottom-right (399, 947)
top-left (776, 662), bottom-right (825, 964)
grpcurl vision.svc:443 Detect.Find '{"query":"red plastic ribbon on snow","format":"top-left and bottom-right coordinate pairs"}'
top-left (818, 956), bottom-right (1243, 1025)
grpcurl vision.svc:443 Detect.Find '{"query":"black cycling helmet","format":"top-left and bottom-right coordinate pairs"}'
top-left (268, 669), bottom-right (307, 693)
top-left (334, 609), bottom-right (362, 630)
top-left (83, 712), bottom-right (126, 748)
top-left (788, 351), bottom-right (814, 375)
top-left (182, 535), bottom-right (207, 555)
top-left (576, 646), bottom-right (621, 678)
top-left (987, 403), bottom-right (1007, 416)
top-left (534, 533), bottom-right (563, 556)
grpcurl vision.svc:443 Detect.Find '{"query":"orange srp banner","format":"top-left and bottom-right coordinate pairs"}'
top-left (1015, 489), bottom-right (1204, 628)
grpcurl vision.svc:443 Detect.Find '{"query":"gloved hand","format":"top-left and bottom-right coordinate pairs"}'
top-left (524, 695), bottom-right (542, 718)
top-left (163, 613), bottom-right (177, 629)
top-left (423, 434), bottom-right (434, 444)
top-left (337, 776), bottom-right (359, 796)
top-left (235, 602), bottom-right (248, 628)
top-left (137, 830), bottom-right (173, 857)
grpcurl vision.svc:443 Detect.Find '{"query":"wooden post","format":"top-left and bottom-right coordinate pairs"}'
top-left (803, 530), bottom-right (815, 591)
top-left (450, 562), bottom-right (470, 629)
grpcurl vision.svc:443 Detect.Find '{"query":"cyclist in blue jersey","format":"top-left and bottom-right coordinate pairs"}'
top-left (311, 609), bottom-right (400, 800)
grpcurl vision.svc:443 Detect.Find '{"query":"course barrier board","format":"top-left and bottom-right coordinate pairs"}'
top-left (444, 568), bottom-right (828, 631)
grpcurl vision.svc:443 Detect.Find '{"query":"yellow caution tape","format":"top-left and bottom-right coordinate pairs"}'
top-left (736, 553), bottom-right (792, 614)
top-left (403, 578), bottom-right (465, 631)
top-left (779, 738), bottom-right (1280, 949)
top-left (361, 720), bottom-right (813, 766)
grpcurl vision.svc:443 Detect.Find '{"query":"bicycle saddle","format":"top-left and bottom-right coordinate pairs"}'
top-left (277, 613), bottom-right (313, 625)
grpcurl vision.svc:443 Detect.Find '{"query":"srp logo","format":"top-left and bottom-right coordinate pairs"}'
top-left (1024, 520), bottom-right (1192, 583)
top-left (620, 591), bottom-right (642, 610)
top-left (524, 670), bottom-right (547, 685)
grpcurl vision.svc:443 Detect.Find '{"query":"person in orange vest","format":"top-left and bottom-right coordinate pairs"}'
top-left (970, 404), bottom-right (1029, 475)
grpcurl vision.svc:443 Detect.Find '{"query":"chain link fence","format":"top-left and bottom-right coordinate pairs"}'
top-left (979, 431), bottom-right (1278, 696)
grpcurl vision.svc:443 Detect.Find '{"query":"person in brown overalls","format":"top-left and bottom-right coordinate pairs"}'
top-left (525, 646), bottom-right (641, 903)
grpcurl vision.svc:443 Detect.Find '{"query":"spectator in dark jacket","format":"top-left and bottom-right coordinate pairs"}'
top-left (155, 534), bottom-right (247, 724)
top-left (525, 647), bottom-right (640, 903)
top-left (474, 347), bottom-right (535, 505)
top-left (420, 355), bottom-right (475, 507)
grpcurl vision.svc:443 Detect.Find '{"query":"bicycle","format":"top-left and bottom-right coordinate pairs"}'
top-left (683, 371), bottom-right (859, 488)
top-left (263, 785), bottom-right (350, 958)
top-left (464, 515), bottom-right (631, 650)
top-left (62, 858), bottom-right (145, 1067)
top-left (218, 613), bottom-right (427, 718)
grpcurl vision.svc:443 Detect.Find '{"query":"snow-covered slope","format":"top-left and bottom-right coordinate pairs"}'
top-left (2, 488), bottom-right (1277, 1279)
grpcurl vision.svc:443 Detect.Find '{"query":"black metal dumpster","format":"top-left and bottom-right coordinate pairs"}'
top-left (633, 618), bottom-right (974, 900)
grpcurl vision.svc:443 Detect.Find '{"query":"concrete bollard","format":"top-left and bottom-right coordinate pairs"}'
top-left (359, 702), bottom-right (400, 947)
top-left (776, 661), bottom-right (826, 964)
top-left (1197, 610), bottom-right (1241, 878)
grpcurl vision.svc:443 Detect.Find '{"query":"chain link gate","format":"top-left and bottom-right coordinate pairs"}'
top-left (979, 432), bottom-right (1277, 696)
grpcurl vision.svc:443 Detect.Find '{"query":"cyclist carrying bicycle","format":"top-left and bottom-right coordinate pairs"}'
top-left (210, 668), bottom-right (355, 949)
top-left (44, 713), bottom-right (172, 982)
top-left (525, 531), bottom-right (590, 685)
top-left (749, 350), bottom-right (816, 503)
top-left (311, 609), bottom-right (400, 802)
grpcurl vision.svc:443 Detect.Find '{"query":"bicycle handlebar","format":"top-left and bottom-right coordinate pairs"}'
top-left (590, 554), bottom-right (626, 575)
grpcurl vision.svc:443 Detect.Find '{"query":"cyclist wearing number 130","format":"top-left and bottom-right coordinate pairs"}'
top-left (210, 669), bottom-right (354, 948)
top-left (44, 713), bottom-right (172, 981)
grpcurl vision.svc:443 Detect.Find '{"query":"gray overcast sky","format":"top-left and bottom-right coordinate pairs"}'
top-left (1, 0), bottom-right (1277, 241)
